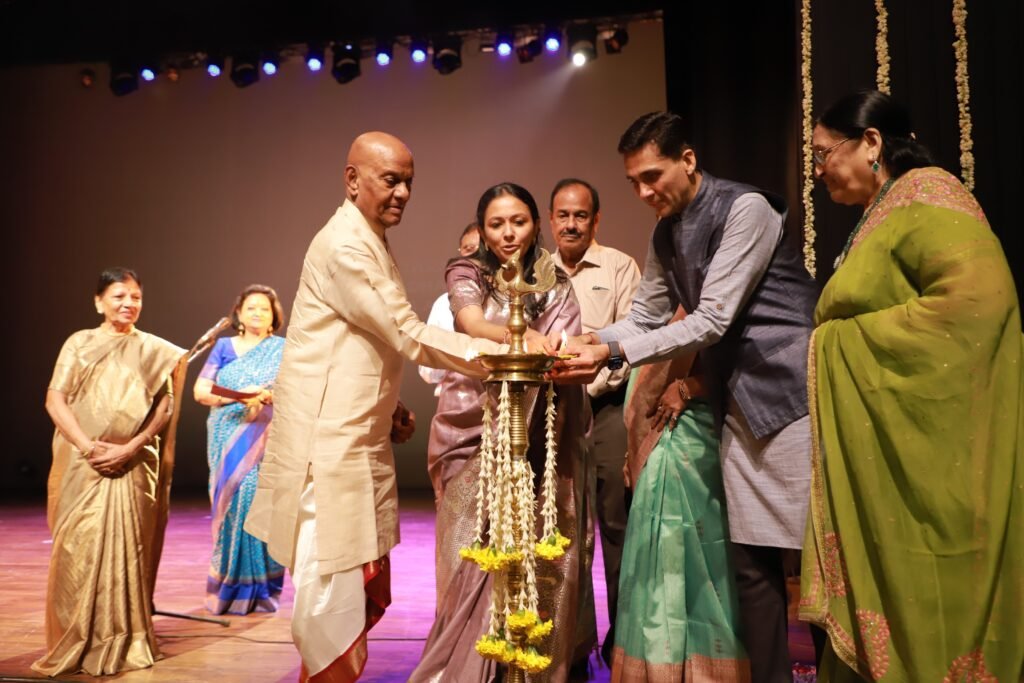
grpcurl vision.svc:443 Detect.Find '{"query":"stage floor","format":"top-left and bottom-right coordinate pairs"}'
top-left (0, 495), bottom-right (816, 681)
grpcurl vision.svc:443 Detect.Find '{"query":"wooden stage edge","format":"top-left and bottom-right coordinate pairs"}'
top-left (0, 494), bottom-right (816, 682)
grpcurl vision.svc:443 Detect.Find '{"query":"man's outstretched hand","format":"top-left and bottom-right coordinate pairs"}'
top-left (548, 343), bottom-right (610, 384)
top-left (390, 400), bottom-right (416, 443)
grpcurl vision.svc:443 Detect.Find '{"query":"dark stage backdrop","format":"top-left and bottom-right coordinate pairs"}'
top-left (0, 21), bottom-right (666, 496)
top-left (665, 1), bottom-right (1023, 292)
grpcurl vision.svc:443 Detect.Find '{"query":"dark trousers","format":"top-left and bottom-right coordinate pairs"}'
top-left (732, 542), bottom-right (793, 682)
top-left (590, 398), bottom-right (629, 658)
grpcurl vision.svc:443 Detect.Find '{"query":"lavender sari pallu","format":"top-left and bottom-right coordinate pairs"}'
top-left (410, 259), bottom-right (596, 682)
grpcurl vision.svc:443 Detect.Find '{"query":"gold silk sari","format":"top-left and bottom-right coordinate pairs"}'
top-left (32, 327), bottom-right (184, 677)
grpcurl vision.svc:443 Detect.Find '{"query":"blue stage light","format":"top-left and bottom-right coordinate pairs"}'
top-left (262, 61), bottom-right (277, 75)
top-left (376, 40), bottom-right (393, 67)
top-left (140, 67), bottom-right (156, 81)
top-left (496, 32), bottom-right (513, 57)
top-left (306, 44), bottom-right (325, 72)
top-left (544, 26), bottom-right (562, 52)
top-left (206, 54), bottom-right (224, 77)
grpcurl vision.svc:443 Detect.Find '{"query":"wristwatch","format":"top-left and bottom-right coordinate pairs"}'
top-left (606, 341), bottom-right (624, 371)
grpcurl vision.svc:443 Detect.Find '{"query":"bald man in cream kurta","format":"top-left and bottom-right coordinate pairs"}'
top-left (246, 133), bottom-right (501, 680)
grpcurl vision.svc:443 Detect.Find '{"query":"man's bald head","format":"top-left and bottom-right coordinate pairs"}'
top-left (344, 132), bottom-right (415, 231)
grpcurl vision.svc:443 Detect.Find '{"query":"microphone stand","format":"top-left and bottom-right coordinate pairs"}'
top-left (153, 322), bottom-right (233, 628)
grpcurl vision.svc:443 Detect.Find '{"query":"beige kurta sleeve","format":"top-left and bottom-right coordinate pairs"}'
top-left (322, 245), bottom-right (503, 373)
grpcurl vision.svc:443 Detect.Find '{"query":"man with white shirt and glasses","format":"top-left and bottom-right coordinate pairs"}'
top-left (549, 177), bottom-right (640, 666)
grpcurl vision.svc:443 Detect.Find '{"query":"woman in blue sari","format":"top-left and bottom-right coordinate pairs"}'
top-left (194, 284), bottom-right (286, 615)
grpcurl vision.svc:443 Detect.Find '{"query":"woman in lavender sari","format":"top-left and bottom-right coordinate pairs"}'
top-left (193, 284), bottom-right (286, 615)
top-left (411, 183), bottom-right (596, 682)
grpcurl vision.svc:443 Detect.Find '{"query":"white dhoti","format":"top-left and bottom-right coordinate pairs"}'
top-left (292, 476), bottom-right (390, 681)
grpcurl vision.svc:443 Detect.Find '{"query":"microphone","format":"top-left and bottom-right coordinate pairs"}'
top-left (197, 317), bottom-right (232, 347)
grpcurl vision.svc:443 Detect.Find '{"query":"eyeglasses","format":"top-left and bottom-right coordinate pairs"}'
top-left (812, 137), bottom-right (852, 166)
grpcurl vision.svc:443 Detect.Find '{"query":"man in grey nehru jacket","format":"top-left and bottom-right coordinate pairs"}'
top-left (554, 112), bottom-right (819, 681)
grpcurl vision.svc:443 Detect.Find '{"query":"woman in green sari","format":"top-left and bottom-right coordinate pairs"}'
top-left (803, 90), bottom-right (1023, 680)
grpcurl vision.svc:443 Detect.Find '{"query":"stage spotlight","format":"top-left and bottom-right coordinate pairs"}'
top-left (261, 52), bottom-right (280, 76)
top-left (375, 40), bottom-right (393, 66)
top-left (206, 54), bottom-right (224, 77)
top-left (331, 42), bottom-right (361, 83)
top-left (516, 38), bottom-right (542, 64)
top-left (544, 26), bottom-right (562, 52)
top-left (230, 52), bottom-right (260, 88)
top-left (80, 68), bottom-right (96, 88)
top-left (604, 28), bottom-right (629, 54)
top-left (410, 38), bottom-right (428, 64)
top-left (567, 24), bottom-right (597, 67)
top-left (432, 35), bottom-right (462, 75)
top-left (495, 31), bottom-right (513, 58)
top-left (306, 44), bottom-right (325, 72)
top-left (109, 60), bottom-right (138, 96)
top-left (140, 65), bottom-right (157, 82)
top-left (166, 67), bottom-right (180, 83)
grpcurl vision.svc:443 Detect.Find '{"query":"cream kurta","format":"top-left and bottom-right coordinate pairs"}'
top-left (246, 200), bottom-right (501, 576)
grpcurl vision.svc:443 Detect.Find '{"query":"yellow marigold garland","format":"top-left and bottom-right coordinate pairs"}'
top-left (527, 619), bottom-right (554, 644)
top-left (535, 530), bottom-right (572, 560)
top-left (515, 647), bottom-right (553, 673)
top-left (475, 635), bottom-right (517, 663)
top-left (952, 0), bottom-right (975, 190)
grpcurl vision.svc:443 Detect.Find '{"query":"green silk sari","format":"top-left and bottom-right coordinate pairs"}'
top-left (801, 167), bottom-right (1023, 680)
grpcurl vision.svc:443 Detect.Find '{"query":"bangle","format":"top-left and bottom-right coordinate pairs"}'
top-left (82, 443), bottom-right (95, 457)
top-left (677, 379), bottom-right (691, 402)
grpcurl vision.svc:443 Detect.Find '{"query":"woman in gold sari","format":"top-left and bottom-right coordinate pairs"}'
top-left (803, 91), bottom-right (1023, 680)
top-left (33, 267), bottom-right (185, 677)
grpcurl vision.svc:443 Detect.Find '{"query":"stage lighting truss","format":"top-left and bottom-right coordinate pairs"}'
top-left (95, 12), bottom-right (654, 94)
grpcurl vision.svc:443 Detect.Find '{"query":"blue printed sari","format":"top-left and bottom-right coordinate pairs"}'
top-left (200, 335), bottom-right (286, 614)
